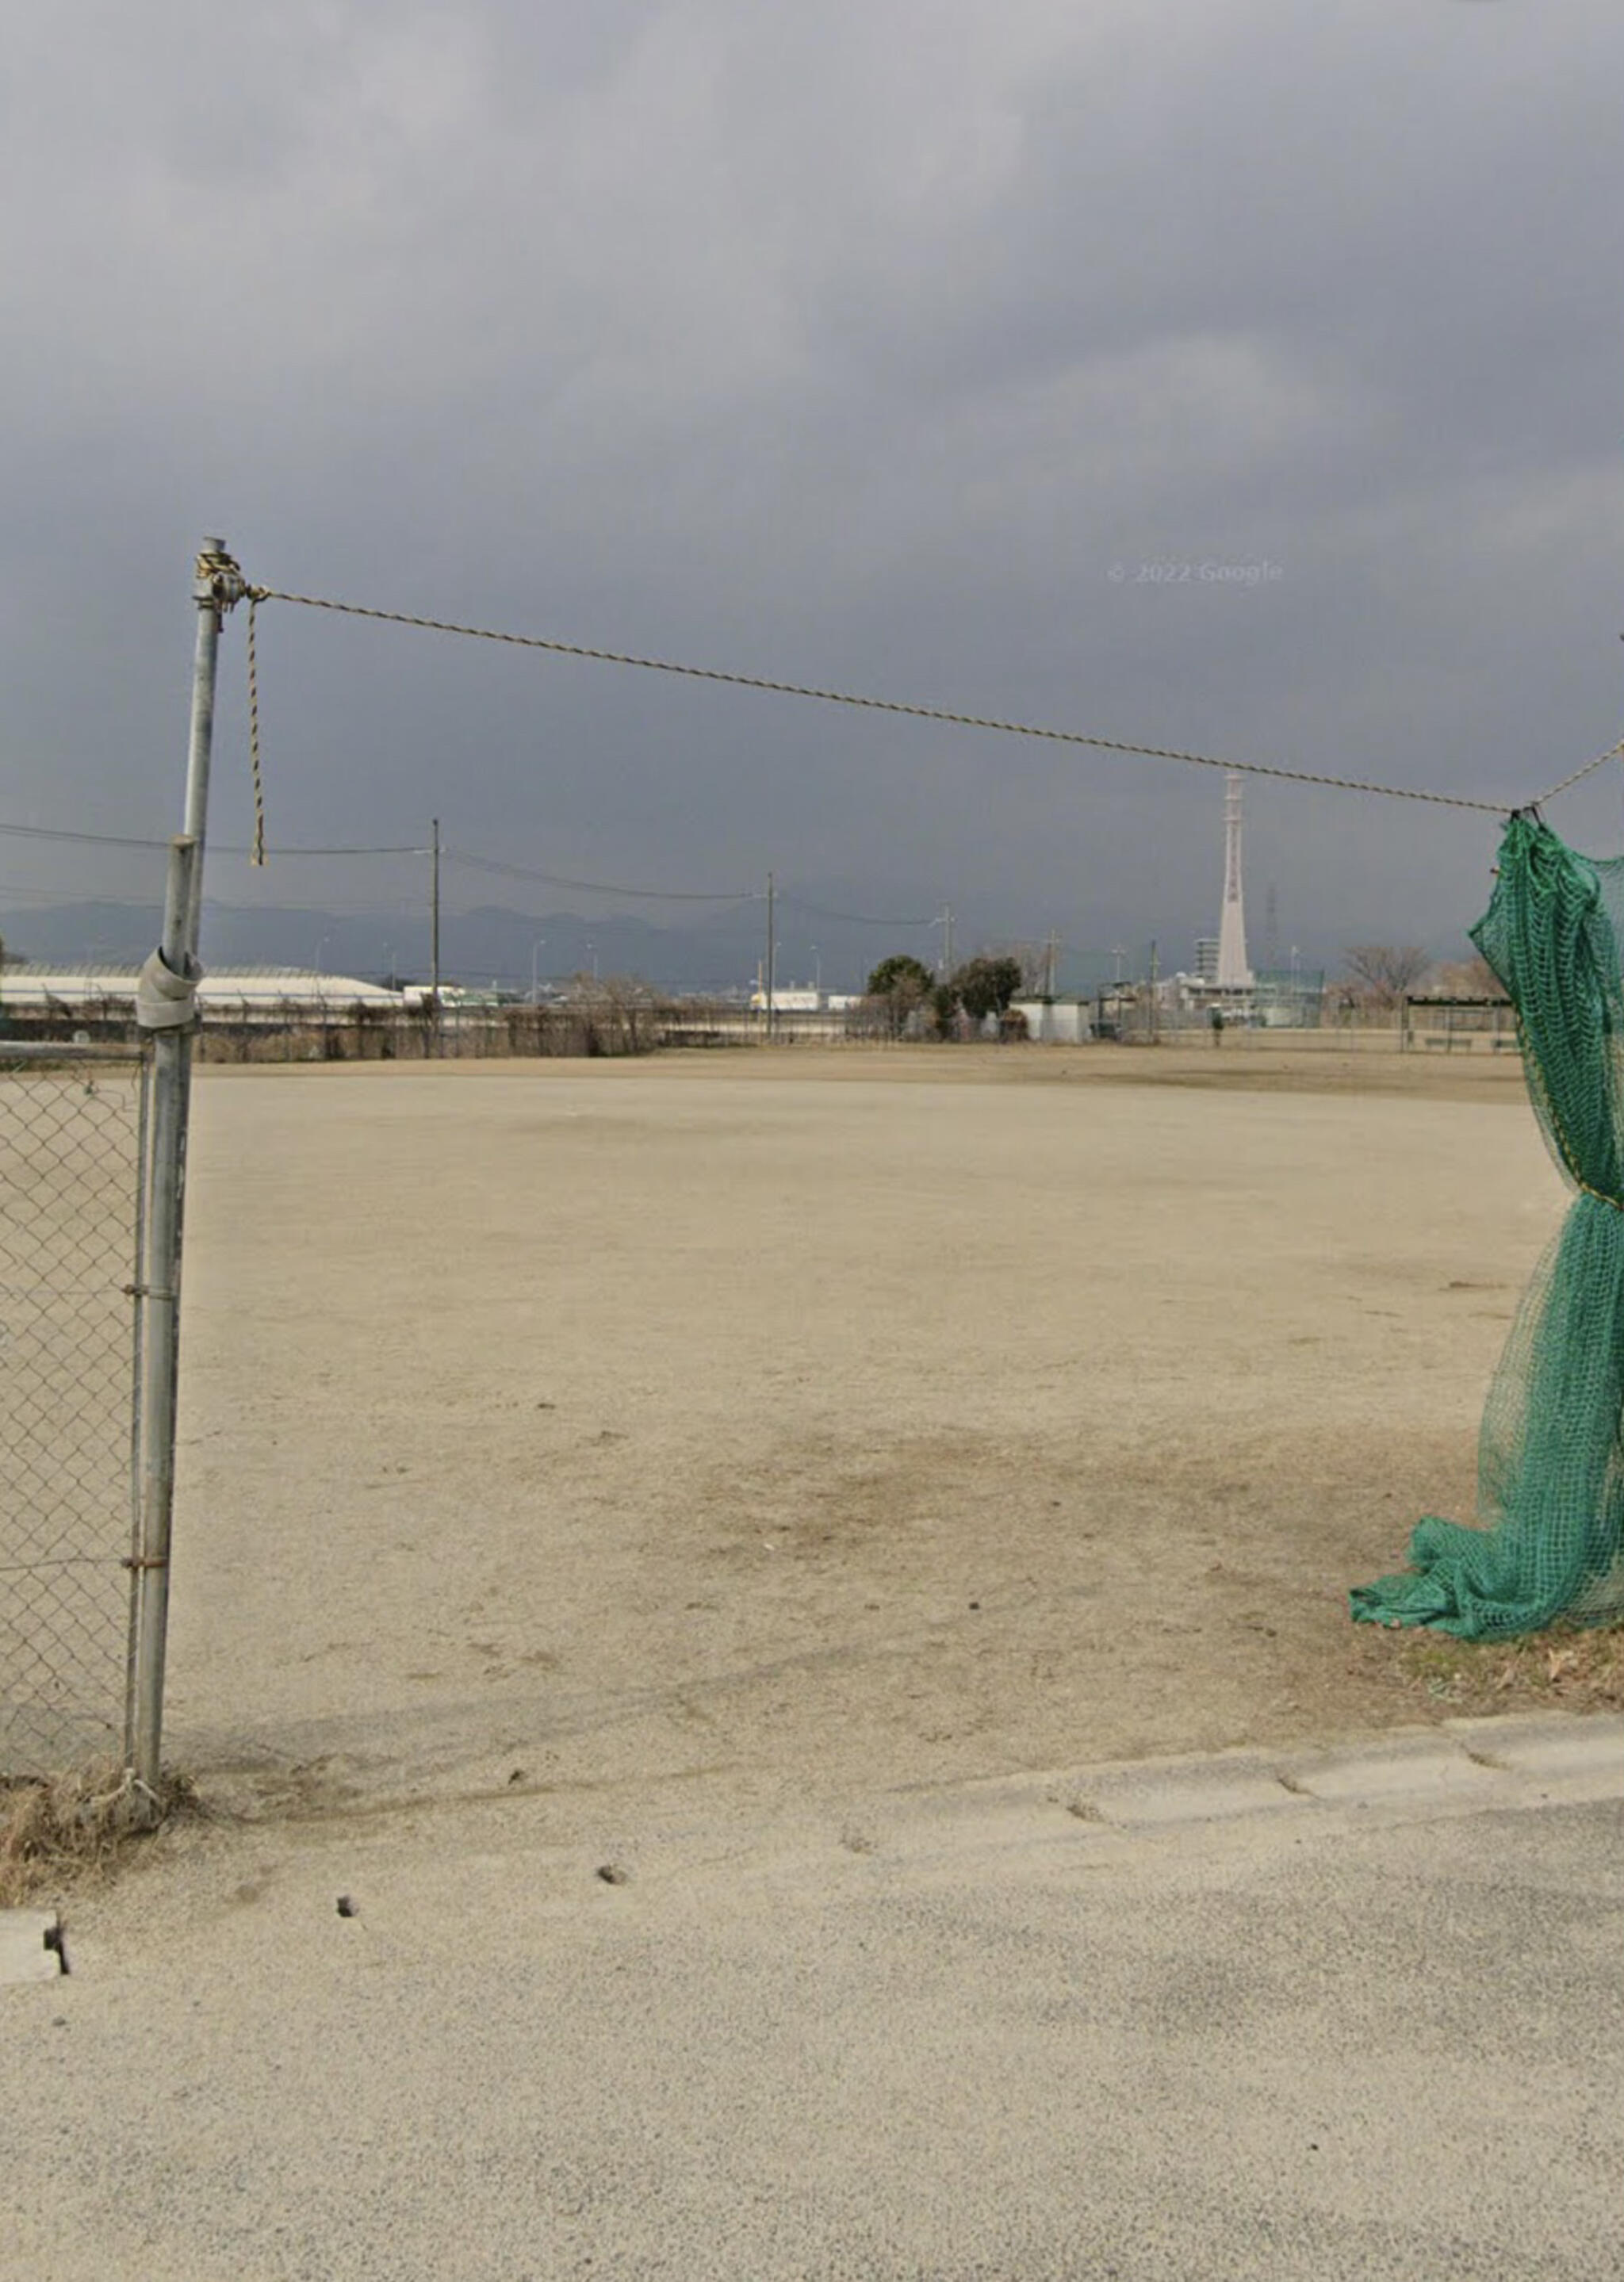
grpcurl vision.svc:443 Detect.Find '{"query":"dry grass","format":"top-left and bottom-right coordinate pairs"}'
top-left (1386, 1619), bottom-right (1624, 1716)
top-left (149, 1055), bottom-right (1613, 1827)
top-left (0, 1766), bottom-right (196, 1905)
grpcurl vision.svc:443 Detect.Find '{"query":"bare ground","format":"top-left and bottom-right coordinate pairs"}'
top-left (155, 1042), bottom-right (1603, 1839)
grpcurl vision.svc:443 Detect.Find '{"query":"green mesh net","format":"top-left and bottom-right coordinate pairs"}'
top-left (1351, 812), bottom-right (1624, 1637)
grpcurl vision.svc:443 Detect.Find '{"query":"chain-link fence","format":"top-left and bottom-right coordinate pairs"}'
top-left (0, 1047), bottom-right (147, 1776)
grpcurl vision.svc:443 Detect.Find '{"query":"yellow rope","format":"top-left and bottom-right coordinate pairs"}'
top-left (245, 595), bottom-right (266, 867)
top-left (1534, 733), bottom-right (1624, 807)
top-left (245, 585), bottom-right (1510, 817)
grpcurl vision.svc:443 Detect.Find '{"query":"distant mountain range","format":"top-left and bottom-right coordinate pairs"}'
top-left (0, 898), bottom-right (864, 997)
top-left (2, 896), bottom-right (1388, 998)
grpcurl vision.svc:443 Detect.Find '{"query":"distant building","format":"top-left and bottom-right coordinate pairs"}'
top-left (0, 964), bottom-right (404, 1026)
top-left (747, 986), bottom-right (822, 1013)
top-left (1178, 777), bottom-right (1259, 1017)
top-left (1012, 998), bottom-right (1094, 1043)
top-left (1215, 772), bottom-right (1254, 990)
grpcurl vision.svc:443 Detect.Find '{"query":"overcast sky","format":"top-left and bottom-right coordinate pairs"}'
top-left (4, 0), bottom-right (1623, 974)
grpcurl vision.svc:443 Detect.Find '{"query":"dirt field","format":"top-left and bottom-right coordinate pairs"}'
top-left (163, 1042), bottom-right (1568, 1837)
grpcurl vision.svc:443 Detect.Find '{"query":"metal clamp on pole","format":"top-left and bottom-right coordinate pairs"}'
top-left (194, 540), bottom-right (247, 627)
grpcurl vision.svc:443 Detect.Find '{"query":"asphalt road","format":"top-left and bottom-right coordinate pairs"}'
top-left (5, 1718), bottom-right (1622, 2281)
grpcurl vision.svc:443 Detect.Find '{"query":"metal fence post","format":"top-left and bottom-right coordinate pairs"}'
top-left (127, 540), bottom-right (243, 1801)
top-left (128, 838), bottom-right (197, 1795)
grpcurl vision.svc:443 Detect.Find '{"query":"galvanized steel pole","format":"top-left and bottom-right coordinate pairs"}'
top-left (128, 540), bottom-right (243, 1801)
top-left (128, 837), bottom-right (196, 1796)
top-left (181, 558), bottom-right (225, 953)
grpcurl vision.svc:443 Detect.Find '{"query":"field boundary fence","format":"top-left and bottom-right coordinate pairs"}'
top-left (1, 1044), bottom-right (150, 1780)
top-left (1399, 995), bottom-right (1516, 1052)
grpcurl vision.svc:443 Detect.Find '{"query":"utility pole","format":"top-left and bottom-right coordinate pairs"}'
top-left (1044, 930), bottom-right (1059, 998)
top-left (431, 818), bottom-right (442, 998)
top-left (430, 817), bottom-right (442, 1051)
top-left (934, 905), bottom-right (955, 977)
top-left (764, 871), bottom-right (776, 1040)
top-left (1149, 938), bottom-right (1160, 1044)
top-left (128, 538), bottom-right (245, 1805)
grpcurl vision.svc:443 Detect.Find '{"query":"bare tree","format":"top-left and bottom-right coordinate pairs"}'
top-left (996, 942), bottom-right (1051, 996)
top-left (1342, 944), bottom-right (1433, 1009)
top-left (1423, 953), bottom-right (1506, 1001)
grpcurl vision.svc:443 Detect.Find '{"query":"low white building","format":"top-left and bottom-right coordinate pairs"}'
top-left (0, 965), bottom-right (404, 1022)
top-left (747, 986), bottom-right (822, 1013)
top-left (1011, 998), bottom-right (1094, 1043)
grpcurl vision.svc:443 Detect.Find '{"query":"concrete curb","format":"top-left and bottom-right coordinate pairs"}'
top-left (876, 1711), bottom-right (1624, 1859)
top-left (1070, 1711), bottom-right (1623, 1830)
top-left (1442, 1708), bottom-right (1624, 1778)
top-left (0, 1910), bottom-right (63, 1989)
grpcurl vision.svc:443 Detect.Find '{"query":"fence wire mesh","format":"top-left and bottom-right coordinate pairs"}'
top-left (0, 1050), bottom-right (146, 1776)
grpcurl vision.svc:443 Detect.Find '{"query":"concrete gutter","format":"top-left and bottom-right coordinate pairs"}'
top-left (861, 1710), bottom-right (1624, 1874)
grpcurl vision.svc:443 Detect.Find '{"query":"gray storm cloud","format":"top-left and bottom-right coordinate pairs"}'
top-left (2, 0), bottom-right (1622, 964)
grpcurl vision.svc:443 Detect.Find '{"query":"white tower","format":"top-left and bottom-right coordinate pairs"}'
top-left (1216, 772), bottom-right (1253, 990)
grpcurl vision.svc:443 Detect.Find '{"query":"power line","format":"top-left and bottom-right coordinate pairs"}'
top-left (239, 843), bottom-right (431, 857)
top-left (0, 820), bottom-right (428, 857)
top-left (0, 817), bottom-right (891, 920)
top-left (775, 890), bottom-right (936, 928)
top-left (0, 884), bottom-right (163, 909)
top-left (247, 583), bottom-right (1519, 815)
top-left (0, 817), bottom-right (760, 903)
top-left (0, 821), bottom-right (167, 851)
top-left (444, 848), bottom-right (756, 903)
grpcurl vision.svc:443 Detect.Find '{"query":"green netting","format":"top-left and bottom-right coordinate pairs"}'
top-left (1351, 812), bottom-right (1624, 1637)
